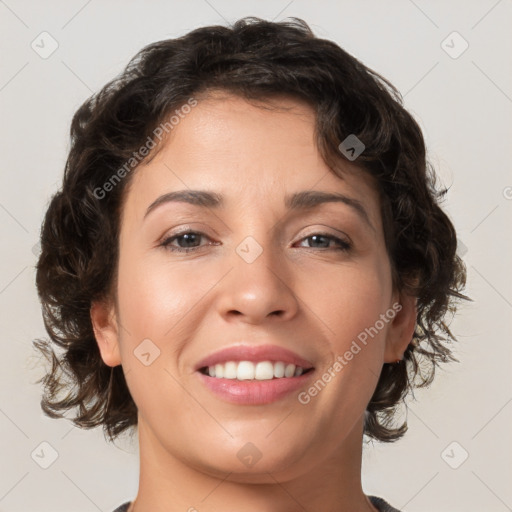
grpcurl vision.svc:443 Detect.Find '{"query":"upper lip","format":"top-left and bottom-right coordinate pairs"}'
top-left (194, 344), bottom-right (315, 371)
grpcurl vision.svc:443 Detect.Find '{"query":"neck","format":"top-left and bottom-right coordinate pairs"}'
top-left (128, 414), bottom-right (378, 512)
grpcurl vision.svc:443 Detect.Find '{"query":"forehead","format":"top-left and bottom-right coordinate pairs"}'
top-left (122, 93), bottom-right (381, 227)
top-left (160, 92), bottom-right (320, 168)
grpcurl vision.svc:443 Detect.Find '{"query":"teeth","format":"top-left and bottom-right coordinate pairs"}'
top-left (224, 361), bottom-right (237, 379)
top-left (204, 361), bottom-right (308, 380)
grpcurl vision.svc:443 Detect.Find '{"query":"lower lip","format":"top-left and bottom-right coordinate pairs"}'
top-left (196, 370), bottom-right (315, 405)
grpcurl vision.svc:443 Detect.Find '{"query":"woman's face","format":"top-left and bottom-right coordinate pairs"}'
top-left (95, 93), bottom-right (413, 482)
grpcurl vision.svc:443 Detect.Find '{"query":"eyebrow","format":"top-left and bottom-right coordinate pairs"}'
top-left (143, 189), bottom-right (374, 231)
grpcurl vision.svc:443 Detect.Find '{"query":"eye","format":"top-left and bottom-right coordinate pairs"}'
top-left (160, 230), bottom-right (213, 253)
top-left (295, 233), bottom-right (351, 251)
top-left (159, 230), bottom-right (352, 254)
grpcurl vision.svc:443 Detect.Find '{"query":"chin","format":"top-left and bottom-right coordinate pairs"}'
top-left (190, 444), bottom-right (310, 483)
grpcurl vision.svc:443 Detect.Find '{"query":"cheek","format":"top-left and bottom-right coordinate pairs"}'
top-left (116, 242), bottom-right (206, 339)
top-left (115, 247), bottom-right (200, 419)
top-left (304, 256), bottom-right (392, 342)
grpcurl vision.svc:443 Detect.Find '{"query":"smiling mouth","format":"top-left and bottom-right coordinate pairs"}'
top-left (198, 360), bottom-right (315, 381)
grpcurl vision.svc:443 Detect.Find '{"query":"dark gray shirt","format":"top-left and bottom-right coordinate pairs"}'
top-left (112, 495), bottom-right (402, 511)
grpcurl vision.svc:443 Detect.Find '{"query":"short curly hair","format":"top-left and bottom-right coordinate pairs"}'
top-left (33, 16), bottom-right (468, 444)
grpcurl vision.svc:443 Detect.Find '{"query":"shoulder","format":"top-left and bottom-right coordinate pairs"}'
top-left (112, 502), bottom-right (131, 512)
top-left (368, 495), bottom-right (403, 512)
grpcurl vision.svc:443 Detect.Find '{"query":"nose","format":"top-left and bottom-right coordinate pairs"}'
top-left (216, 239), bottom-right (300, 325)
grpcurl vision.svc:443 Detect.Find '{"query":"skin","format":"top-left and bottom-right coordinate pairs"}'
top-left (91, 92), bottom-right (417, 512)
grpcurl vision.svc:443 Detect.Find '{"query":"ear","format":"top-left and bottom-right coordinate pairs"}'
top-left (90, 299), bottom-right (121, 367)
top-left (383, 291), bottom-right (417, 363)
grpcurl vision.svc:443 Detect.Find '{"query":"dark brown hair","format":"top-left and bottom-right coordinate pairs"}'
top-left (33, 16), bottom-right (468, 444)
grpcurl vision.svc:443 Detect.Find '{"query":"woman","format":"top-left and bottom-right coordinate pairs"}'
top-left (34, 17), bottom-right (467, 512)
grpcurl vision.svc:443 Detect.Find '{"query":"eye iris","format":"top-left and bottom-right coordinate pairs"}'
top-left (309, 235), bottom-right (329, 248)
top-left (179, 233), bottom-right (200, 248)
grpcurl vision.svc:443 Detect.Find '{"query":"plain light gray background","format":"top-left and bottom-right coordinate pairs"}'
top-left (1, 1), bottom-right (511, 511)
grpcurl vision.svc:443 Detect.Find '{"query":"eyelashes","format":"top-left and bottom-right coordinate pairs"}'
top-left (296, 233), bottom-right (351, 251)
top-left (159, 230), bottom-right (352, 254)
top-left (160, 231), bottom-right (216, 253)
